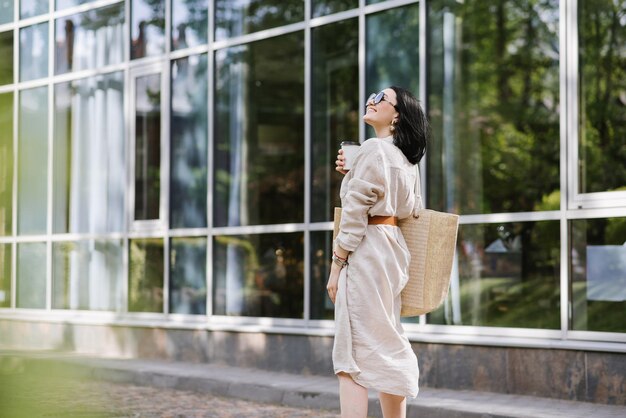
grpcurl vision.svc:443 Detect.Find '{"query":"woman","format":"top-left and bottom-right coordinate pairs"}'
top-left (327, 86), bottom-right (429, 418)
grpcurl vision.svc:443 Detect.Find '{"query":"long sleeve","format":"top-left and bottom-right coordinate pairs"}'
top-left (335, 143), bottom-right (386, 252)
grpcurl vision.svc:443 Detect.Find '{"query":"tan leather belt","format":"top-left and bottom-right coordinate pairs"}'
top-left (368, 215), bottom-right (398, 226)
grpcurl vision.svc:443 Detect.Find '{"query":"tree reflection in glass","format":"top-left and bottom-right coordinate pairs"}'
top-left (131, 0), bottom-right (165, 59)
top-left (20, 0), bottom-right (48, 19)
top-left (215, 0), bottom-right (304, 40)
top-left (312, 0), bottom-right (358, 18)
top-left (172, 0), bottom-right (208, 50)
top-left (54, 73), bottom-right (126, 234)
top-left (170, 54), bottom-right (207, 229)
top-left (54, 3), bottom-right (124, 75)
top-left (309, 231), bottom-right (334, 319)
top-left (0, 31), bottom-right (13, 86)
top-left (366, 4), bottom-right (419, 95)
top-left (213, 233), bottom-right (303, 318)
top-left (57, 0), bottom-right (101, 11)
top-left (129, 238), bottom-right (164, 313)
top-left (170, 237), bottom-right (207, 314)
top-left (0, 92), bottom-right (12, 237)
top-left (578, 0), bottom-right (626, 195)
top-left (428, 221), bottom-right (560, 329)
top-left (135, 73), bottom-right (161, 221)
top-left (52, 240), bottom-right (124, 311)
top-left (214, 32), bottom-right (304, 227)
top-left (311, 19), bottom-right (359, 223)
top-left (428, 0), bottom-right (560, 214)
top-left (20, 23), bottom-right (48, 82)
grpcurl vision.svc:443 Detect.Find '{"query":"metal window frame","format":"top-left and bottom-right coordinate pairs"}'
top-left (0, 0), bottom-right (625, 351)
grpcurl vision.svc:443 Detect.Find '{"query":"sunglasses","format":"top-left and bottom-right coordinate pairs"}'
top-left (366, 91), bottom-right (397, 110)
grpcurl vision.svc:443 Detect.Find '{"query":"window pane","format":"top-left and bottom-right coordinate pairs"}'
top-left (0, 244), bottom-right (10, 308)
top-left (367, 5), bottom-right (419, 96)
top-left (578, 0), bottom-right (626, 194)
top-left (0, 92), bottom-right (12, 236)
top-left (366, 5), bottom-right (419, 139)
top-left (0, 0), bottom-right (13, 25)
top-left (170, 55), bottom-right (208, 229)
top-left (215, 0), bottom-right (304, 40)
top-left (311, 19), bottom-right (358, 223)
top-left (312, 0), bottom-right (357, 17)
top-left (214, 32), bottom-right (304, 227)
top-left (17, 242), bottom-right (46, 309)
top-left (428, 221), bottom-right (560, 329)
top-left (172, 0), bottom-right (207, 50)
top-left (53, 73), bottom-right (125, 234)
top-left (129, 238), bottom-right (164, 313)
top-left (52, 240), bottom-right (123, 311)
top-left (56, 0), bottom-right (99, 10)
top-left (131, 0), bottom-right (165, 59)
top-left (428, 0), bottom-right (560, 214)
top-left (20, 0), bottom-right (48, 19)
top-left (170, 237), bottom-right (206, 315)
top-left (310, 230), bottom-right (333, 320)
top-left (0, 31), bottom-right (13, 86)
top-left (135, 73), bottom-right (161, 221)
top-left (18, 87), bottom-right (48, 235)
top-left (213, 233), bottom-right (304, 318)
top-left (20, 23), bottom-right (48, 82)
top-left (571, 218), bottom-right (626, 333)
top-left (55, 3), bottom-right (125, 75)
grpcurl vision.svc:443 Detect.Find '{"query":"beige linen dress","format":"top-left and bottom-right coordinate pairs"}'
top-left (333, 135), bottom-right (420, 398)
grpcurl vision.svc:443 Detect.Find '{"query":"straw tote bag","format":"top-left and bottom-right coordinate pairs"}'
top-left (333, 166), bottom-right (460, 317)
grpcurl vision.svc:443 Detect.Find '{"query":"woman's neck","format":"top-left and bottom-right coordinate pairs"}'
top-left (374, 126), bottom-right (392, 138)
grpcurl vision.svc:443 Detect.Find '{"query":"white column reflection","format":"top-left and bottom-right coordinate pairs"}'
top-left (225, 56), bottom-right (248, 315)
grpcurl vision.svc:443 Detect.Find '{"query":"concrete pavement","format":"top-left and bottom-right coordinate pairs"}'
top-left (2, 352), bottom-right (626, 418)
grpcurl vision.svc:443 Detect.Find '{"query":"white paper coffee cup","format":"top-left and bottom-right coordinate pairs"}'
top-left (341, 141), bottom-right (360, 171)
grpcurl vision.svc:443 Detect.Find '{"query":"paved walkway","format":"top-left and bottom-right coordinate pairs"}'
top-left (1, 352), bottom-right (625, 418)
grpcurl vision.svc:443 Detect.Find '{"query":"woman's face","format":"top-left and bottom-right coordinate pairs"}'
top-left (363, 88), bottom-right (399, 128)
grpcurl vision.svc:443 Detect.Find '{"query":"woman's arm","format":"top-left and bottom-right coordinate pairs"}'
top-left (335, 146), bottom-right (385, 252)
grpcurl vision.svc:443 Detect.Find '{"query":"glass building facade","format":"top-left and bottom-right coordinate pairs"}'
top-left (0, 0), bottom-right (625, 347)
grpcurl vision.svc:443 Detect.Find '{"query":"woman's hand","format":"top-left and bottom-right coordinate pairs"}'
top-left (326, 263), bottom-right (342, 304)
top-left (335, 149), bottom-right (348, 175)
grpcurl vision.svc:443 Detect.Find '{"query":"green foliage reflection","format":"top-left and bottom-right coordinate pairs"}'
top-left (129, 238), bottom-right (164, 313)
top-left (579, 0), bottom-right (626, 194)
top-left (428, 0), bottom-right (560, 215)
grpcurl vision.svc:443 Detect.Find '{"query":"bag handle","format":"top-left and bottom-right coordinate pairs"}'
top-left (413, 164), bottom-right (423, 216)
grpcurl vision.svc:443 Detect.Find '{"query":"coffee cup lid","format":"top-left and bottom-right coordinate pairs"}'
top-left (341, 141), bottom-right (360, 146)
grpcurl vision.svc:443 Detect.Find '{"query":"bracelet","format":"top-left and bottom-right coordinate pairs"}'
top-left (333, 251), bottom-right (348, 262)
top-left (332, 254), bottom-right (349, 268)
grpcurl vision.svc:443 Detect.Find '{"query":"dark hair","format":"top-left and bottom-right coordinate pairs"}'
top-left (390, 86), bottom-right (429, 164)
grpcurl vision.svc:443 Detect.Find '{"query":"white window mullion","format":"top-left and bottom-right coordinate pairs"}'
top-left (206, 0), bottom-right (215, 319)
top-left (358, 0), bottom-right (365, 144)
top-left (45, 4), bottom-right (54, 310)
top-left (303, 0), bottom-right (311, 323)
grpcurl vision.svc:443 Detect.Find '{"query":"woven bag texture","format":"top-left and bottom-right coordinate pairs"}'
top-left (332, 208), bottom-right (459, 317)
top-left (398, 209), bottom-right (459, 317)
